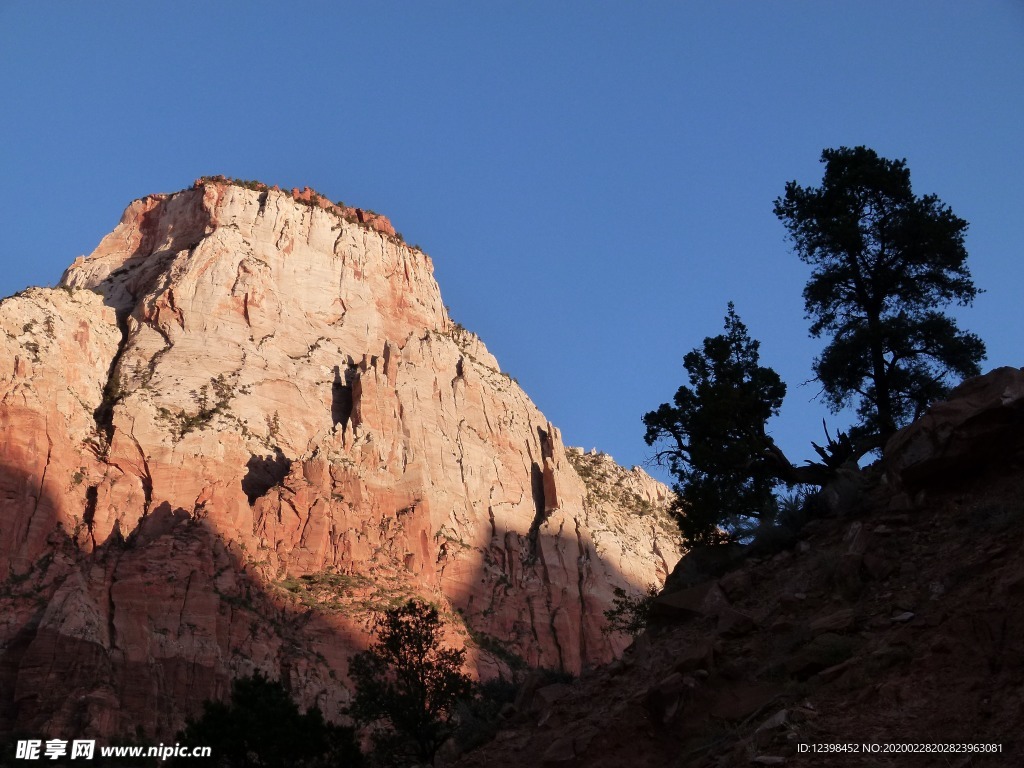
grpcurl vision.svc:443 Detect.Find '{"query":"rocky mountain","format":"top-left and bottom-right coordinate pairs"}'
top-left (454, 367), bottom-right (1024, 767)
top-left (0, 178), bottom-right (681, 740)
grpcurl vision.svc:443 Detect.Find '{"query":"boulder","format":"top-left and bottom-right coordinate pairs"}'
top-left (540, 724), bottom-right (599, 765)
top-left (785, 633), bottom-right (858, 680)
top-left (885, 367), bottom-right (1024, 488)
top-left (672, 641), bottom-right (714, 673)
top-left (717, 607), bottom-right (758, 637)
top-left (663, 543), bottom-right (748, 592)
top-left (809, 608), bottom-right (856, 636)
top-left (651, 582), bottom-right (730, 621)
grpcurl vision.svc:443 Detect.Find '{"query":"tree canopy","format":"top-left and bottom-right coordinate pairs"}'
top-left (643, 304), bottom-right (787, 545)
top-left (175, 673), bottom-right (362, 768)
top-left (774, 146), bottom-right (985, 440)
top-left (348, 599), bottom-right (474, 764)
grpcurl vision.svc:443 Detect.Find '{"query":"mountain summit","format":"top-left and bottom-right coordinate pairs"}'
top-left (0, 178), bottom-right (680, 739)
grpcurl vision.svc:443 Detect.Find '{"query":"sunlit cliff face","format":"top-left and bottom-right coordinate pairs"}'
top-left (0, 180), bottom-right (680, 738)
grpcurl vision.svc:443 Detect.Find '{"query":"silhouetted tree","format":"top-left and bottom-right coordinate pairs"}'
top-left (643, 304), bottom-right (787, 545)
top-left (602, 584), bottom-right (659, 636)
top-left (349, 599), bottom-right (474, 764)
top-left (176, 672), bottom-right (362, 767)
top-left (774, 146), bottom-right (985, 442)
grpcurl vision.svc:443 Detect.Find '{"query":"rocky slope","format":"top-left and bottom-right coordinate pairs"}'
top-left (453, 367), bottom-right (1024, 767)
top-left (0, 179), bottom-right (681, 740)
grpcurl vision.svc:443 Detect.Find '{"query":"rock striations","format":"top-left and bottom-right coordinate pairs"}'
top-left (0, 179), bottom-right (680, 740)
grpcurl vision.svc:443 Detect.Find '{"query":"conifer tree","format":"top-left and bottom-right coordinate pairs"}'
top-left (774, 146), bottom-right (985, 441)
top-left (643, 304), bottom-right (786, 544)
top-left (349, 599), bottom-right (474, 763)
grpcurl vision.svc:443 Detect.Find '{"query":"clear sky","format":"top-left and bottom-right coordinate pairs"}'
top-left (2, 2), bottom-right (1022, 478)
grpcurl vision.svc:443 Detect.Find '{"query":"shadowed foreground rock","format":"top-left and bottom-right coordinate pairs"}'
top-left (452, 373), bottom-right (1024, 767)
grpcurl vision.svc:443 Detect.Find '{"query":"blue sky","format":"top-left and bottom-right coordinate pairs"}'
top-left (2, 2), bottom-right (1022, 478)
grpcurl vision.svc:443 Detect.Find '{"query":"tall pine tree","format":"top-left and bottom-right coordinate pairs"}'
top-left (774, 146), bottom-right (985, 441)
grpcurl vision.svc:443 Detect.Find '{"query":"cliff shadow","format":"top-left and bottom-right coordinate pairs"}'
top-left (0, 450), bottom-right (657, 744)
top-left (331, 364), bottom-right (355, 429)
top-left (0, 461), bottom-right (80, 738)
top-left (525, 462), bottom-right (545, 557)
top-left (242, 449), bottom-right (292, 506)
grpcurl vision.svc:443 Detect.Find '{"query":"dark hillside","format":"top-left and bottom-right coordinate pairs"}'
top-left (454, 368), bottom-right (1024, 767)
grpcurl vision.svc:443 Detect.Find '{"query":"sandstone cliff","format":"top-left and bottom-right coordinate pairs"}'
top-left (0, 179), bottom-right (681, 740)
